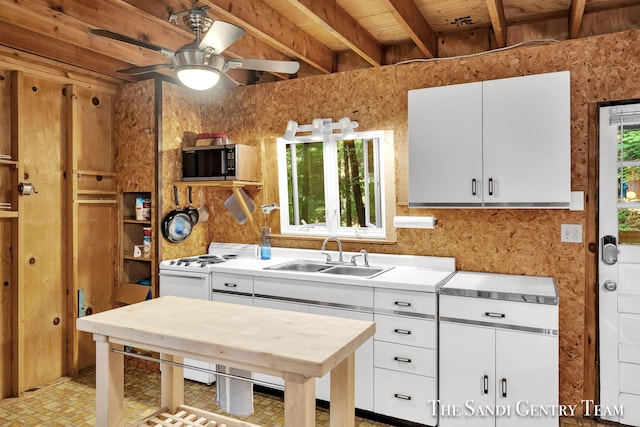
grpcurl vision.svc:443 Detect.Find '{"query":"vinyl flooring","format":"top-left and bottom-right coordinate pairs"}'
top-left (0, 364), bottom-right (620, 427)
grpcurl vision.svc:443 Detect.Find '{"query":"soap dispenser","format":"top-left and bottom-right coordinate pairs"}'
top-left (260, 227), bottom-right (271, 260)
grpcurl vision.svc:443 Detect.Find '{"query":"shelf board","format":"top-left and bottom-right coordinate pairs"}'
top-left (0, 159), bottom-right (18, 166)
top-left (123, 217), bottom-right (152, 225)
top-left (173, 180), bottom-right (263, 189)
top-left (124, 255), bottom-right (152, 262)
top-left (0, 211), bottom-right (18, 218)
top-left (73, 169), bottom-right (117, 178)
top-left (77, 189), bottom-right (118, 196)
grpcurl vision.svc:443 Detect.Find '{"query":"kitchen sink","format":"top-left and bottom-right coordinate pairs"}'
top-left (320, 265), bottom-right (391, 278)
top-left (264, 260), bottom-right (332, 273)
top-left (264, 259), bottom-right (393, 278)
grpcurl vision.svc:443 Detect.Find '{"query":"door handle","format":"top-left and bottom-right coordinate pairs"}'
top-left (601, 235), bottom-right (618, 265)
top-left (482, 375), bottom-right (489, 394)
top-left (501, 378), bottom-right (508, 398)
top-left (603, 280), bottom-right (617, 292)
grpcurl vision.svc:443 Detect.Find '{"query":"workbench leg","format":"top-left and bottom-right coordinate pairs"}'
top-left (283, 373), bottom-right (316, 427)
top-left (160, 353), bottom-right (184, 413)
top-left (94, 335), bottom-right (123, 427)
top-left (330, 353), bottom-right (355, 427)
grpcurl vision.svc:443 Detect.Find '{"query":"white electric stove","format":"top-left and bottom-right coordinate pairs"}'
top-left (159, 242), bottom-right (258, 384)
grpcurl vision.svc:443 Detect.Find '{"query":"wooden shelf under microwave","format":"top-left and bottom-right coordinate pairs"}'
top-left (172, 180), bottom-right (263, 189)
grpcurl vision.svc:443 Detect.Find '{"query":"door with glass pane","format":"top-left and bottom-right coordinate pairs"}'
top-left (599, 103), bottom-right (640, 426)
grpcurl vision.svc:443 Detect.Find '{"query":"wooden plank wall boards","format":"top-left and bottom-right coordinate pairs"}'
top-left (65, 84), bottom-right (117, 373)
top-left (133, 28), bottom-right (640, 414)
top-left (0, 51), bottom-right (117, 396)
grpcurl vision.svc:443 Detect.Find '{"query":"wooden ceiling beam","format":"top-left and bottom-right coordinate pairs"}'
top-left (0, 22), bottom-right (134, 83)
top-left (381, 0), bottom-right (438, 58)
top-left (285, 0), bottom-right (384, 67)
top-left (1, 0), bottom-right (170, 73)
top-left (486, 0), bottom-right (507, 47)
top-left (569, 0), bottom-right (587, 38)
top-left (199, 0), bottom-right (336, 74)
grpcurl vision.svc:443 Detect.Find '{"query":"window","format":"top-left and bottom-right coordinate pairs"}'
top-left (277, 130), bottom-right (386, 238)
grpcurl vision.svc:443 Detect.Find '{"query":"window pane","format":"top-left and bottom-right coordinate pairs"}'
top-left (286, 142), bottom-right (325, 226)
top-left (337, 138), bottom-right (378, 228)
top-left (618, 126), bottom-right (640, 244)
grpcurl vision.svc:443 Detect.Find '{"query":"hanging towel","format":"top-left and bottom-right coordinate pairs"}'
top-left (216, 365), bottom-right (254, 416)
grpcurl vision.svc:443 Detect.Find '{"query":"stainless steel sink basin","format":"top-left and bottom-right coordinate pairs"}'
top-left (264, 259), bottom-right (393, 278)
top-left (264, 260), bottom-right (332, 273)
top-left (321, 265), bottom-right (391, 278)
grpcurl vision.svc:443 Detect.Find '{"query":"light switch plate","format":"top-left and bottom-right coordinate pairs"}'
top-left (561, 224), bottom-right (582, 243)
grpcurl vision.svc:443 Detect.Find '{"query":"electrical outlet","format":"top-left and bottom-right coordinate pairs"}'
top-left (561, 224), bottom-right (582, 243)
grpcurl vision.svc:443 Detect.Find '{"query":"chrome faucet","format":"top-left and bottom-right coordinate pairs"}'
top-left (350, 249), bottom-right (370, 267)
top-left (321, 235), bottom-right (344, 264)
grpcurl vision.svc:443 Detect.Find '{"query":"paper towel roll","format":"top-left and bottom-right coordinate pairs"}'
top-left (393, 216), bottom-right (436, 229)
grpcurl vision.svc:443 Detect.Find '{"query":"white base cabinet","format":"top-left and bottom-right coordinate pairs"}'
top-left (439, 272), bottom-right (559, 427)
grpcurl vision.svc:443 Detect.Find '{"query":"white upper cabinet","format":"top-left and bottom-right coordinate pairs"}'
top-left (408, 71), bottom-right (571, 208)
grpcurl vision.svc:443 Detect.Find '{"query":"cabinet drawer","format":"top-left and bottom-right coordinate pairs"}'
top-left (374, 314), bottom-right (435, 349)
top-left (374, 341), bottom-right (435, 377)
top-left (439, 295), bottom-right (558, 332)
top-left (254, 276), bottom-right (373, 309)
top-left (374, 368), bottom-right (437, 426)
top-left (211, 273), bottom-right (253, 295)
top-left (374, 288), bottom-right (435, 317)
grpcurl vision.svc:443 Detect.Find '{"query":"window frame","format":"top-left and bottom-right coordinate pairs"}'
top-left (276, 130), bottom-right (387, 239)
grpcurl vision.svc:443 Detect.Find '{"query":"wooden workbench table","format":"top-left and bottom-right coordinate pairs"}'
top-left (76, 296), bottom-right (376, 427)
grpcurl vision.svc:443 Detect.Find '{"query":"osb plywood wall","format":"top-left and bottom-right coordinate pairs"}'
top-left (153, 29), bottom-right (640, 408)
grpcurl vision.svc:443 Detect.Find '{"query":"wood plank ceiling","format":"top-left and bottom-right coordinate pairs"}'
top-left (0, 0), bottom-right (639, 87)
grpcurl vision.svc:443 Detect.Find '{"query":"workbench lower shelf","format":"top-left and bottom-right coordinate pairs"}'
top-left (138, 404), bottom-right (259, 427)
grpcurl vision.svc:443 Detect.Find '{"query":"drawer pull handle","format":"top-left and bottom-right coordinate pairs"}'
top-left (482, 375), bottom-right (489, 394)
top-left (394, 356), bottom-right (412, 364)
top-left (394, 328), bottom-right (412, 335)
top-left (483, 312), bottom-right (505, 318)
top-left (394, 301), bottom-right (412, 307)
top-left (394, 393), bottom-right (412, 401)
top-left (501, 378), bottom-right (508, 398)
top-left (224, 283), bottom-right (238, 288)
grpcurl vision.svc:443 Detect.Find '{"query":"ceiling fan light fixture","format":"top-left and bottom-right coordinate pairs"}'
top-left (177, 66), bottom-right (221, 90)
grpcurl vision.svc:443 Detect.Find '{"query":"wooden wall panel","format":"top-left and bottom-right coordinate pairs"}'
top-left (16, 74), bottom-right (66, 390)
top-left (71, 86), bottom-right (116, 370)
top-left (154, 28), bottom-right (640, 409)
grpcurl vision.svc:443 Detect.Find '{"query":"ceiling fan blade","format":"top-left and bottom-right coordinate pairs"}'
top-left (118, 64), bottom-right (172, 75)
top-left (90, 29), bottom-right (174, 56)
top-left (198, 21), bottom-right (246, 53)
top-left (217, 72), bottom-right (241, 90)
top-left (226, 58), bottom-right (300, 74)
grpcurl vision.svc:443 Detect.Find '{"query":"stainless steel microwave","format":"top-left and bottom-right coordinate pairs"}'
top-left (182, 144), bottom-right (259, 181)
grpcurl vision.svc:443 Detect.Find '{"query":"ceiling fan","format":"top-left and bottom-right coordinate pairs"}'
top-left (89, 3), bottom-right (300, 90)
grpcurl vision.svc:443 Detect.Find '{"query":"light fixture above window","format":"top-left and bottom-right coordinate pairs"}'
top-left (282, 117), bottom-right (359, 141)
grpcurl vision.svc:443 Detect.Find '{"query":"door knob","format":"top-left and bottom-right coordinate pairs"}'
top-left (603, 280), bottom-right (617, 292)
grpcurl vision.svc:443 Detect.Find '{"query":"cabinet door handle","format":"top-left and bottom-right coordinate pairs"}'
top-left (483, 312), bottom-right (505, 318)
top-left (472, 178), bottom-right (477, 196)
top-left (394, 393), bottom-right (412, 401)
top-left (482, 375), bottom-right (489, 394)
top-left (488, 178), bottom-right (494, 196)
top-left (501, 378), bottom-right (508, 398)
top-left (394, 356), bottom-right (412, 363)
top-left (394, 328), bottom-right (412, 335)
top-left (224, 282), bottom-right (238, 288)
top-left (394, 301), bottom-right (411, 307)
